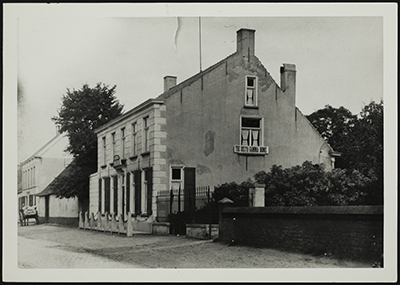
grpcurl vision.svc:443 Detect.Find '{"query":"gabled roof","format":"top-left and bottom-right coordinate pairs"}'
top-left (21, 132), bottom-right (69, 165)
top-left (94, 52), bottom-right (238, 135)
top-left (36, 160), bottom-right (75, 197)
top-left (156, 52), bottom-right (237, 100)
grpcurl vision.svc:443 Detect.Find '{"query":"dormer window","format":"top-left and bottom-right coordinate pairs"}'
top-left (245, 76), bottom-right (257, 107)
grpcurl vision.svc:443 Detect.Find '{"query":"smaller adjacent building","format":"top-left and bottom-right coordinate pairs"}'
top-left (36, 160), bottom-right (79, 226)
top-left (18, 133), bottom-right (74, 224)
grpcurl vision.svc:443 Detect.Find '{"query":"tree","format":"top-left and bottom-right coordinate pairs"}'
top-left (51, 83), bottom-right (124, 199)
top-left (350, 100), bottom-right (383, 204)
top-left (307, 100), bottom-right (383, 205)
top-left (306, 105), bottom-right (356, 167)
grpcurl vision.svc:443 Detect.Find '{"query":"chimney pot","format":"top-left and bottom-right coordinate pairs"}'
top-left (164, 76), bottom-right (177, 92)
top-left (236, 28), bottom-right (256, 58)
top-left (280, 63), bottom-right (296, 105)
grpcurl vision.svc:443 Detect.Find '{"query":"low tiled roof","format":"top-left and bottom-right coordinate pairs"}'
top-left (36, 160), bottom-right (76, 197)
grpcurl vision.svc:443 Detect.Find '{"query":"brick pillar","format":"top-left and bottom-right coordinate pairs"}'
top-left (249, 183), bottom-right (265, 207)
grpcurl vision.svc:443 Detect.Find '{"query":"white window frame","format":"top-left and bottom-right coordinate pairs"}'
top-left (170, 166), bottom-right (184, 191)
top-left (102, 136), bottom-right (106, 165)
top-left (245, 75), bottom-right (258, 107)
top-left (143, 116), bottom-right (149, 153)
top-left (240, 116), bottom-right (263, 147)
top-left (111, 132), bottom-right (116, 159)
top-left (121, 127), bottom-right (126, 159)
top-left (131, 122), bottom-right (137, 157)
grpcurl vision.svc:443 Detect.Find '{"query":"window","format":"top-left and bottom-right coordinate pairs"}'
top-left (131, 123), bottom-right (137, 157)
top-left (102, 137), bottom-right (106, 165)
top-left (143, 117), bottom-right (149, 153)
top-left (121, 128), bottom-right (125, 159)
top-left (245, 76), bottom-right (257, 107)
top-left (241, 117), bottom-right (261, 147)
top-left (170, 167), bottom-right (183, 190)
top-left (111, 132), bottom-right (116, 159)
top-left (29, 195), bottom-right (33, 206)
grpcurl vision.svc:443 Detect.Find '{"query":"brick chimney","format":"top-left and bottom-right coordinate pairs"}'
top-left (280, 63), bottom-right (296, 106)
top-left (164, 76), bottom-right (177, 92)
top-left (236, 28), bottom-right (256, 59)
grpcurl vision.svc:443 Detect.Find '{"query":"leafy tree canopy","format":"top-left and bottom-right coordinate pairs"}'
top-left (51, 83), bottom-right (124, 199)
top-left (306, 100), bottom-right (383, 204)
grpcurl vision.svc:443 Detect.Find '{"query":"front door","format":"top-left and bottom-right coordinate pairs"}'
top-left (184, 167), bottom-right (196, 215)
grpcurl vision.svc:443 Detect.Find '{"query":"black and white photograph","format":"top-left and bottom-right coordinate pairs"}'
top-left (3, 3), bottom-right (397, 283)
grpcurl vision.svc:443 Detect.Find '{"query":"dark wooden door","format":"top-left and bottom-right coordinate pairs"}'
top-left (184, 167), bottom-right (196, 214)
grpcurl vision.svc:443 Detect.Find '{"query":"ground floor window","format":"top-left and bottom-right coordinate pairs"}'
top-left (100, 168), bottom-right (153, 217)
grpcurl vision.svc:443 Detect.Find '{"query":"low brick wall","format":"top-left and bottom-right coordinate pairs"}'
top-left (186, 224), bottom-right (219, 240)
top-left (219, 206), bottom-right (383, 262)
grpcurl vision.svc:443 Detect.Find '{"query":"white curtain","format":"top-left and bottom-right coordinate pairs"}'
top-left (242, 130), bottom-right (249, 146)
top-left (252, 130), bottom-right (259, 146)
top-left (246, 89), bottom-right (253, 105)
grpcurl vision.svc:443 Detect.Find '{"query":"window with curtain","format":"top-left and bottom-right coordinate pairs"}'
top-left (241, 117), bottom-right (261, 147)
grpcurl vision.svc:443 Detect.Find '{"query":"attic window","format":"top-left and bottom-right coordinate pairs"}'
top-left (245, 76), bottom-right (257, 107)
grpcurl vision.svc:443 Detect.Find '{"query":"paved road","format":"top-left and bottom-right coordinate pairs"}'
top-left (18, 223), bottom-right (372, 269)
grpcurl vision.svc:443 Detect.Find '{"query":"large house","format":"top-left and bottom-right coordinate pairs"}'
top-left (18, 132), bottom-right (75, 223)
top-left (88, 28), bottom-right (337, 229)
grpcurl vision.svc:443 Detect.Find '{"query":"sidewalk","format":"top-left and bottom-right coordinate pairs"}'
top-left (18, 224), bottom-right (372, 268)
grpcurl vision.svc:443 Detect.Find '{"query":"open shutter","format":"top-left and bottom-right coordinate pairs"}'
top-left (126, 173), bottom-right (130, 214)
top-left (113, 176), bottom-right (118, 215)
top-left (146, 168), bottom-right (153, 215)
top-left (134, 170), bottom-right (141, 215)
top-left (98, 178), bottom-right (102, 213)
top-left (104, 177), bottom-right (110, 213)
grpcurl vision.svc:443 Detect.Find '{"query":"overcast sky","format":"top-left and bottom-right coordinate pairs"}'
top-left (6, 4), bottom-right (390, 163)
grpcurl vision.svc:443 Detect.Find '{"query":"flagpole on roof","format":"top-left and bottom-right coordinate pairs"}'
top-left (199, 17), bottom-right (202, 72)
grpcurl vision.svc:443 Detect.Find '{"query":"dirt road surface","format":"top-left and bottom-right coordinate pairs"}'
top-left (18, 223), bottom-right (371, 269)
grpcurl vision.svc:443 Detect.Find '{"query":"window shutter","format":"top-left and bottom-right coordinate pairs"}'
top-left (104, 177), bottom-right (110, 213)
top-left (126, 173), bottom-right (130, 214)
top-left (113, 176), bottom-right (118, 215)
top-left (134, 170), bottom-right (141, 215)
top-left (98, 178), bottom-right (102, 213)
top-left (146, 168), bottom-right (153, 215)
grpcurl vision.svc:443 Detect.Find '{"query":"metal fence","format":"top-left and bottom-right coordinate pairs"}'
top-left (156, 186), bottom-right (217, 224)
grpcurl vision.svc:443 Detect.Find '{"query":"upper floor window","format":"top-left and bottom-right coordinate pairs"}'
top-left (102, 136), bottom-right (106, 165)
top-left (241, 117), bottom-right (261, 147)
top-left (131, 122), bottom-right (137, 157)
top-left (111, 132), bottom-right (116, 159)
top-left (143, 117), bottom-right (149, 153)
top-left (245, 76), bottom-right (257, 107)
top-left (121, 128), bottom-right (125, 159)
